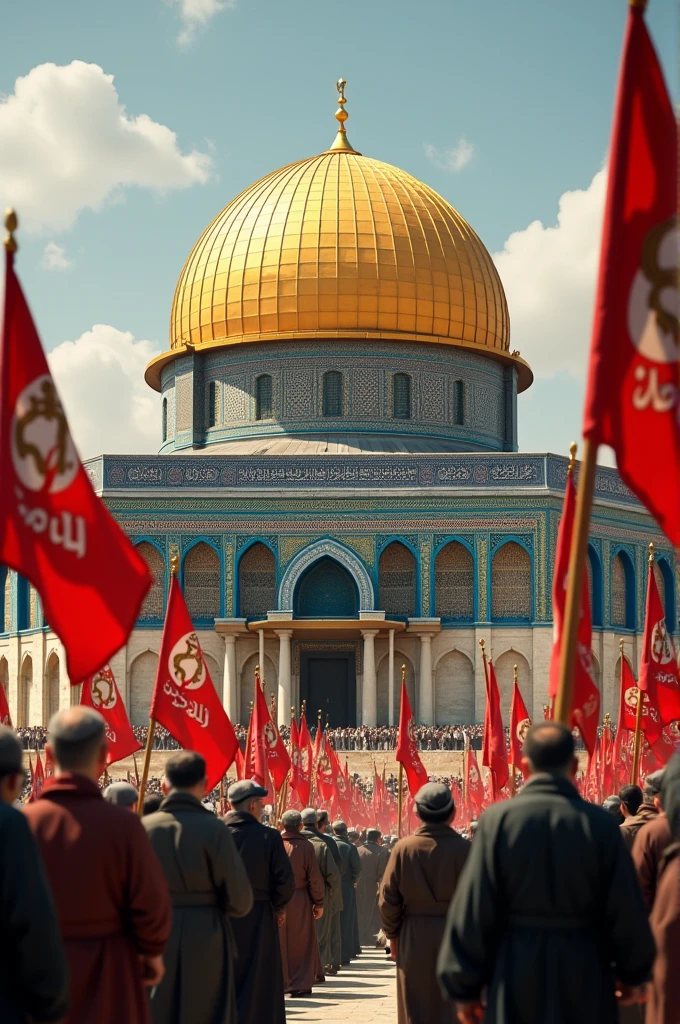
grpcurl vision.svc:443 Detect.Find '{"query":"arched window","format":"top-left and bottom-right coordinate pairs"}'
top-left (612, 551), bottom-right (635, 629)
top-left (183, 543), bottom-right (221, 621)
top-left (162, 398), bottom-right (168, 442)
top-left (239, 543), bottom-right (276, 618)
top-left (435, 651), bottom-right (474, 724)
top-left (44, 653), bottom-right (60, 725)
top-left (491, 542), bottom-right (532, 621)
top-left (130, 651), bottom-right (158, 727)
top-left (207, 381), bottom-right (219, 428)
top-left (454, 380), bottom-right (465, 426)
top-left (256, 375), bottom-right (273, 421)
top-left (136, 543), bottom-right (165, 621)
top-left (587, 546), bottom-right (603, 628)
top-left (435, 542), bottom-right (474, 620)
top-left (322, 371), bottom-right (343, 417)
top-left (393, 374), bottom-right (411, 419)
top-left (378, 542), bottom-right (416, 618)
top-left (18, 656), bottom-right (31, 727)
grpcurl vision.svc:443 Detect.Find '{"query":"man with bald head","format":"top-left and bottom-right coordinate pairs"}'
top-left (23, 707), bottom-right (171, 1024)
top-left (279, 809), bottom-right (324, 996)
top-left (437, 722), bottom-right (655, 1024)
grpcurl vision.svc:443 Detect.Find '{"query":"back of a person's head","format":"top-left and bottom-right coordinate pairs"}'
top-left (522, 722), bottom-right (574, 774)
top-left (366, 828), bottom-right (381, 843)
top-left (0, 724), bottom-right (23, 781)
top-left (317, 809), bottom-right (329, 827)
top-left (619, 784), bottom-right (643, 816)
top-left (143, 792), bottom-right (164, 816)
top-left (282, 809), bottom-right (301, 831)
top-left (643, 769), bottom-right (665, 805)
top-left (165, 750), bottom-right (206, 790)
top-left (48, 707), bottom-right (106, 771)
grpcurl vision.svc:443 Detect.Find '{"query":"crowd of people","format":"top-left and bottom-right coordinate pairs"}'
top-left (2, 707), bottom-right (678, 1024)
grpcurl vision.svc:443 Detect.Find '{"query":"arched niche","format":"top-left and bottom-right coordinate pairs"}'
top-left (491, 542), bottom-right (532, 621)
top-left (434, 542), bottom-right (474, 621)
top-left (183, 542), bottom-right (221, 622)
top-left (434, 650), bottom-right (475, 724)
top-left (18, 655), bottom-right (32, 727)
top-left (238, 543), bottom-right (276, 619)
top-left (136, 543), bottom-right (166, 622)
top-left (611, 550), bottom-right (635, 630)
top-left (239, 653), bottom-right (277, 727)
top-left (294, 557), bottom-right (359, 618)
top-left (44, 652), bottom-right (60, 725)
top-left (378, 542), bottom-right (416, 618)
top-left (130, 651), bottom-right (158, 726)
top-left (493, 650), bottom-right (532, 718)
top-left (376, 653), bottom-right (415, 726)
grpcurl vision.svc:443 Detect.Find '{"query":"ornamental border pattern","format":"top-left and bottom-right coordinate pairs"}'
top-left (278, 539), bottom-right (375, 610)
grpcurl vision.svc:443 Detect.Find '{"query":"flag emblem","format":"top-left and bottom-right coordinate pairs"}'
top-left (12, 377), bottom-right (78, 493)
top-left (515, 717), bottom-right (531, 744)
top-left (628, 216), bottom-right (677, 365)
top-left (651, 620), bottom-right (674, 665)
top-left (90, 667), bottom-right (117, 710)
top-left (263, 720), bottom-right (278, 748)
top-left (170, 632), bottom-right (205, 689)
top-left (468, 764), bottom-right (479, 786)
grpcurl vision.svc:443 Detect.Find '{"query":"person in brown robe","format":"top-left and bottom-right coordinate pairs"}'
top-left (23, 708), bottom-right (171, 1024)
top-left (356, 828), bottom-right (390, 945)
top-left (632, 770), bottom-right (671, 913)
top-left (279, 809), bottom-right (325, 996)
top-left (379, 783), bottom-right (469, 1024)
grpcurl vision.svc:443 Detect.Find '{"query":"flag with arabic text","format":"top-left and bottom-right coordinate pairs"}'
top-left (80, 664), bottom-right (141, 766)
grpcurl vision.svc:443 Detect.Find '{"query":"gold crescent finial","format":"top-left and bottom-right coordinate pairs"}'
top-left (170, 553), bottom-right (180, 576)
top-left (629, 0), bottom-right (648, 9)
top-left (328, 77), bottom-right (360, 154)
top-left (513, 664), bottom-right (518, 684)
top-left (648, 541), bottom-right (655, 563)
top-left (401, 663), bottom-right (406, 684)
top-left (4, 209), bottom-right (18, 254)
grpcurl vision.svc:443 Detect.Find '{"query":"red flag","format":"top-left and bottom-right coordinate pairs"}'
top-left (28, 750), bottom-right (45, 802)
top-left (372, 764), bottom-right (384, 825)
top-left (0, 684), bottom-right (11, 727)
top-left (290, 714), bottom-right (302, 795)
top-left (601, 718), bottom-right (615, 797)
top-left (396, 679), bottom-right (429, 798)
top-left (638, 560), bottom-right (680, 742)
top-left (326, 739), bottom-right (350, 821)
top-left (0, 248), bottom-right (151, 683)
top-left (482, 660), bottom-right (508, 792)
top-left (80, 664), bottom-right (141, 766)
top-left (313, 726), bottom-right (336, 807)
top-left (249, 673), bottom-right (291, 790)
top-left (585, 738), bottom-right (602, 804)
top-left (582, 5), bottom-right (679, 544)
top-left (548, 472), bottom-right (600, 754)
top-left (297, 711), bottom-right (313, 806)
top-left (234, 745), bottom-right (245, 781)
top-left (464, 746), bottom-right (484, 820)
top-left (44, 746), bottom-right (55, 778)
top-left (150, 575), bottom-right (238, 790)
top-left (509, 682), bottom-right (531, 777)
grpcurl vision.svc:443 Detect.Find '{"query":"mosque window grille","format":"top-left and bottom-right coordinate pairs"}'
top-left (434, 542), bottom-right (474, 620)
top-left (256, 375), bottom-right (273, 421)
top-left (207, 381), bottom-right (220, 428)
top-left (378, 542), bottom-right (416, 618)
top-left (454, 380), bottom-right (465, 426)
top-left (183, 543), bottom-right (221, 621)
top-left (162, 398), bottom-right (168, 443)
top-left (611, 554), bottom-right (629, 628)
top-left (322, 371), bottom-right (343, 417)
top-left (29, 586), bottom-right (40, 629)
top-left (136, 543), bottom-right (165, 621)
top-left (393, 373), bottom-right (412, 420)
top-left (491, 542), bottom-right (531, 620)
top-left (239, 543), bottom-right (276, 619)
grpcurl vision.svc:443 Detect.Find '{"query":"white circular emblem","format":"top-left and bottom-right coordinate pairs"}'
top-left (516, 717), bottom-right (531, 744)
top-left (11, 376), bottom-right (78, 493)
top-left (651, 620), bottom-right (674, 665)
top-left (469, 765), bottom-right (479, 786)
top-left (300, 748), bottom-right (310, 773)
top-left (264, 721), bottom-right (277, 748)
top-left (168, 632), bottom-right (206, 690)
top-left (627, 216), bottom-right (678, 363)
top-left (90, 668), bottom-right (117, 710)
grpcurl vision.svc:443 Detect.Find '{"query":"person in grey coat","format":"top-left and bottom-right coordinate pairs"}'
top-left (143, 751), bottom-right (253, 1024)
top-left (332, 820), bottom-right (362, 963)
top-left (0, 726), bottom-right (68, 1024)
top-left (301, 808), bottom-right (341, 973)
top-left (437, 722), bottom-right (655, 1024)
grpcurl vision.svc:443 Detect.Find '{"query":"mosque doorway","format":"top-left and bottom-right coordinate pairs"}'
top-left (300, 650), bottom-right (356, 727)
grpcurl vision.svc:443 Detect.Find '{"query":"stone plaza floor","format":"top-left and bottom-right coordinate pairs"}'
top-left (286, 948), bottom-right (397, 1021)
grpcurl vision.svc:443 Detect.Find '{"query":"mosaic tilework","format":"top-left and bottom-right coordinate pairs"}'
top-left (420, 537), bottom-right (432, 616)
top-left (491, 541), bottom-right (532, 619)
top-left (223, 537), bottom-right (234, 616)
top-left (183, 542), bottom-right (221, 620)
top-left (340, 536), bottom-right (376, 567)
top-left (352, 368), bottom-right (380, 417)
top-left (435, 542), bottom-right (474, 619)
top-left (279, 536), bottom-right (312, 565)
top-left (279, 539), bottom-right (374, 610)
top-left (476, 536), bottom-right (489, 621)
top-left (176, 376), bottom-right (192, 433)
top-left (283, 369), bottom-right (315, 418)
top-left (136, 542), bottom-right (165, 620)
top-left (379, 542), bottom-right (416, 617)
top-left (238, 543), bottom-right (276, 618)
top-left (225, 379), bottom-right (248, 421)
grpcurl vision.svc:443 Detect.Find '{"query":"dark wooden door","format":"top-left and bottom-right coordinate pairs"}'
top-left (300, 651), bottom-right (356, 727)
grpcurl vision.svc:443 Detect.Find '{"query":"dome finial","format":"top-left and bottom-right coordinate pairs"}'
top-left (328, 77), bottom-right (360, 154)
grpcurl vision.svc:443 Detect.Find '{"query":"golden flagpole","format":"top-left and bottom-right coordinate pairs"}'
top-left (631, 544), bottom-right (654, 784)
top-left (555, 440), bottom-right (597, 724)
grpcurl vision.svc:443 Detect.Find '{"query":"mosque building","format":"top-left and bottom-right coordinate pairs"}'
top-left (1, 84), bottom-right (676, 731)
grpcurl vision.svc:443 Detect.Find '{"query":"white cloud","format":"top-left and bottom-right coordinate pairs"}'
top-left (424, 139), bottom-right (475, 172)
top-left (493, 168), bottom-right (607, 379)
top-left (170, 0), bottom-right (234, 46)
top-left (0, 61), bottom-right (213, 234)
top-left (41, 241), bottom-right (73, 271)
top-left (47, 325), bottom-right (163, 460)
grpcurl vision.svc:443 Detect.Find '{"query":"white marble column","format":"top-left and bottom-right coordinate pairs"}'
top-left (362, 630), bottom-right (378, 727)
top-left (388, 629), bottom-right (395, 727)
top-left (418, 633), bottom-right (434, 725)
top-left (222, 635), bottom-right (238, 723)
top-left (276, 630), bottom-right (292, 728)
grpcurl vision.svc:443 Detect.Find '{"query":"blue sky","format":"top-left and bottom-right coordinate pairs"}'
top-left (0, 0), bottom-right (675, 459)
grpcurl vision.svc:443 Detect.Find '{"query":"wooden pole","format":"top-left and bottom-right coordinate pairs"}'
top-left (136, 718), bottom-right (156, 816)
top-left (631, 544), bottom-right (654, 783)
top-left (132, 752), bottom-right (140, 788)
top-left (397, 763), bottom-right (404, 839)
top-left (555, 438), bottom-right (597, 724)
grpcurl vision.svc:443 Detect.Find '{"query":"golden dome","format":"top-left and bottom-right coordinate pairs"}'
top-left (146, 96), bottom-right (531, 392)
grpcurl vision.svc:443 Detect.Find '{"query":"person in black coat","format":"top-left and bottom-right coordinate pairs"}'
top-left (0, 726), bottom-right (68, 1024)
top-left (332, 820), bottom-right (362, 963)
top-left (437, 722), bottom-right (655, 1024)
top-left (224, 781), bottom-right (294, 1024)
